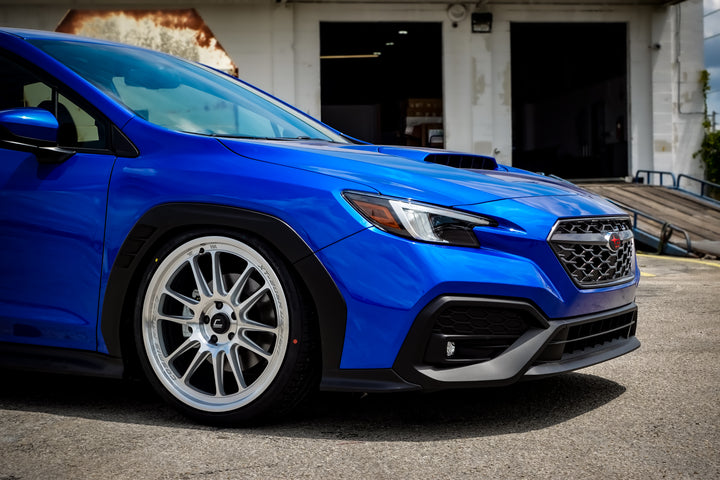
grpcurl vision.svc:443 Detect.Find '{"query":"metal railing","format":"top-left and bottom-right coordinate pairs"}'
top-left (677, 174), bottom-right (720, 202)
top-left (633, 170), bottom-right (676, 187)
top-left (633, 170), bottom-right (720, 206)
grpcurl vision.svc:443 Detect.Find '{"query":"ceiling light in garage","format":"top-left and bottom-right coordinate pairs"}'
top-left (320, 54), bottom-right (380, 60)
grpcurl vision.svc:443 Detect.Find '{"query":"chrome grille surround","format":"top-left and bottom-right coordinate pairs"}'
top-left (548, 216), bottom-right (635, 288)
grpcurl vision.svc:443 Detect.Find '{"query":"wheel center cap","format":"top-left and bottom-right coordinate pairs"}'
top-left (210, 313), bottom-right (231, 334)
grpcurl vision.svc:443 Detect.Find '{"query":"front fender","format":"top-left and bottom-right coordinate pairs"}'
top-left (99, 202), bottom-right (347, 377)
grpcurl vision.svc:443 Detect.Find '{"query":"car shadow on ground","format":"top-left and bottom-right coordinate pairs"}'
top-left (0, 368), bottom-right (624, 440)
top-left (275, 373), bottom-right (624, 441)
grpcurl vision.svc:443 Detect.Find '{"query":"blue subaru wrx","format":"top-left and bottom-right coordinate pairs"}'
top-left (0, 28), bottom-right (639, 423)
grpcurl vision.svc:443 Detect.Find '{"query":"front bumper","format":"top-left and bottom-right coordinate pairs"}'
top-left (320, 297), bottom-right (639, 392)
top-left (313, 197), bottom-right (639, 391)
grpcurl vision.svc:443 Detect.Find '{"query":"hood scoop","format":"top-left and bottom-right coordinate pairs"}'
top-left (372, 146), bottom-right (497, 171)
top-left (424, 153), bottom-right (497, 171)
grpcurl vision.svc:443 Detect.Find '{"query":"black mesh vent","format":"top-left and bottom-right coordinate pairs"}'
top-left (549, 217), bottom-right (635, 288)
top-left (535, 309), bottom-right (637, 363)
top-left (432, 305), bottom-right (533, 336)
top-left (424, 154), bottom-right (496, 170)
top-left (425, 304), bottom-right (536, 366)
top-left (563, 311), bottom-right (637, 354)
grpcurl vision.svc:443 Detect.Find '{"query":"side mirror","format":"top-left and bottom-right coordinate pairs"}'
top-left (0, 107), bottom-right (74, 163)
top-left (0, 107), bottom-right (58, 143)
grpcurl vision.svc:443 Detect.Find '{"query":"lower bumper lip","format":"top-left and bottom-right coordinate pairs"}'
top-left (393, 297), bottom-right (639, 390)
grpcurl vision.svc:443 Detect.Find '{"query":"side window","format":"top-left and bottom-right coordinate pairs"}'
top-left (0, 52), bottom-right (107, 149)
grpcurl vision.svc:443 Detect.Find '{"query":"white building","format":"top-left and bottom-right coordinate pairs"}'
top-left (705, 0), bottom-right (720, 128)
top-left (0, 0), bottom-right (707, 180)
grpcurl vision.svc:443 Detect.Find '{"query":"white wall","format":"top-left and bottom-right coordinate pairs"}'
top-left (197, 4), bottom-right (296, 103)
top-left (648, 0), bottom-right (706, 181)
top-left (673, 0), bottom-right (706, 180)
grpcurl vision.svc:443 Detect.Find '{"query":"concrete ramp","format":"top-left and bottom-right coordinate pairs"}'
top-left (578, 183), bottom-right (720, 257)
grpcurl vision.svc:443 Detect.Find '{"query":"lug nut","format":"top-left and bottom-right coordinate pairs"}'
top-left (228, 332), bottom-right (235, 340)
top-left (216, 301), bottom-right (223, 310)
top-left (209, 335), bottom-right (218, 344)
top-left (203, 315), bottom-right (210, 324)
top-left (231, 312), bottom-right (236, 320)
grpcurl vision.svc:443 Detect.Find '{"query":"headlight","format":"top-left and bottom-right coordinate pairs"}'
top-left (343, 191), bottom-right (494, 247)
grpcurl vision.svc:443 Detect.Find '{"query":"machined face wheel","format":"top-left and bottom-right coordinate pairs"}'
top-left (140, 235), bottom-right (290, 413)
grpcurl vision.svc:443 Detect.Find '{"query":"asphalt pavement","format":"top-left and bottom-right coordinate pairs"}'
top-left (1, 253), bottom-right (718, 479)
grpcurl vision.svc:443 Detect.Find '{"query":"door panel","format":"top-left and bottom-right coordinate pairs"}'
top-left (0, 150), bottom-right (115, 350)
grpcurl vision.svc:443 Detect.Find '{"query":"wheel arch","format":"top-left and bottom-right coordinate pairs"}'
top-left (101, 202), bottom-right (347, 379)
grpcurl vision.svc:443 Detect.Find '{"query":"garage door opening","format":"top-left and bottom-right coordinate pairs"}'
top-left (511, 23), bottom-right (628, 180)
top-left (320, 22), bottom-right (443, 147)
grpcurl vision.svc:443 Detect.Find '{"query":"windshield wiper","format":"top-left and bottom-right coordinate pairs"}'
top-left (274, 136), bottom-right (337, 142)
top-left (210, 134), bottom-right (336, 142)
top-left (209, 134), bottom-right (272, 140)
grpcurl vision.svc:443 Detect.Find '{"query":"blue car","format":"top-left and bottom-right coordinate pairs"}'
top-left (0, 28), bottom-right (639, 423)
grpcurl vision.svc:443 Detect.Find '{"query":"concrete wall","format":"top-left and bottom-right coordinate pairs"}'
top-left (0, 0), bottom-right (706, 178)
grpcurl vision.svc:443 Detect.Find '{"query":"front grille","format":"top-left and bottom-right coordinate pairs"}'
top-left (535, 308), bottom-right (637, 363)
top-left (425, 304), bottom-right (537, 366)
top-left (548, 217), bottom-right (635, 288)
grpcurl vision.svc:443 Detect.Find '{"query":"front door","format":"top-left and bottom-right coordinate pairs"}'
top-left (0, 51), bottom-right (115, 350)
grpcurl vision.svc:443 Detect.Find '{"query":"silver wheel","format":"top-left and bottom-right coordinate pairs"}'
top-left (141, 235), bottom-right (289, 413)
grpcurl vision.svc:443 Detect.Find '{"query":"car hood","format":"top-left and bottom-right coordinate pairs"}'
top-left (219, 139), bottom-right (597, 206)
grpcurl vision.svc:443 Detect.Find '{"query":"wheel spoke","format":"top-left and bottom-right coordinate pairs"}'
top-left (157, 314), bottom-right (195, 326)
top-left (237, 285), bottom-right (270, 316)
top-left (189, 256), bottom-right (212, 298)
top-left (163, 287), bottom-right (198, 311)
top-left (165, 336), bottom-right (200, 363)
top-left (241, 318), bottom-right (278, 335)
top-left (238, 334), bottom-right (272, 361)
top-left (227, 264), bottom-right (254, 304)
top-left (210, 250), bottom-right (226, 297)
top-left (226, 346), bottom-right (248, 390)
top-left (181, 347), bottom-right (210, 384)
top-left (212, 350), bottom-right (226, 396)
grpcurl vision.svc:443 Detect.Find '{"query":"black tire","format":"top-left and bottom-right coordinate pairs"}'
top-left (134, 231), bottom-right (318, 424)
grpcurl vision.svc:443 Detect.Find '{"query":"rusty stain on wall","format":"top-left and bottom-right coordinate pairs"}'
top-left (56, 9), bottom-right (238, 76)
top-left (654, 139), bottom-right (672, 153)
top-left (500, 62), bottom-right (511, 107)
top-left (472, 58), bottom-right (485, 106)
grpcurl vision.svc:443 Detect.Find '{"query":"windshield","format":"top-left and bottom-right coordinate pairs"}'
top-left (30, 39), bottom-right (346, 142)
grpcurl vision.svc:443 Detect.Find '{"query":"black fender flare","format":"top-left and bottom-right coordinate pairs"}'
top-left (100, 202), bottom-right (347, 377)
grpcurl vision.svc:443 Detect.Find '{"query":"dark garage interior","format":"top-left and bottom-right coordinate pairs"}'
top-left (320, 22), bottom-right (443, 147)
top-left (511, 23), bottom-right (628, 180)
